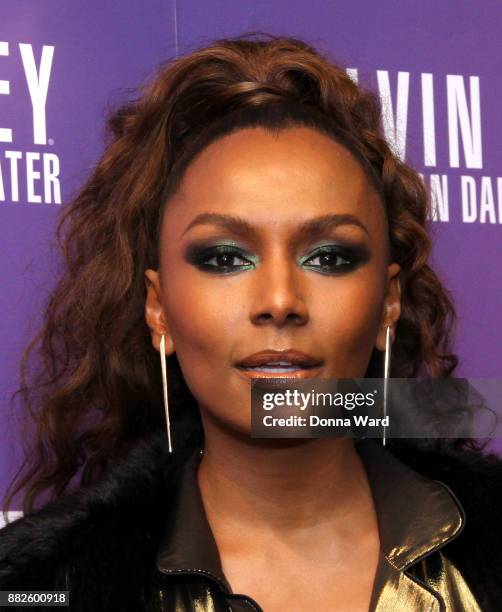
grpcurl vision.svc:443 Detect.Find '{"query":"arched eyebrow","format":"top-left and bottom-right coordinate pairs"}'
top-left (181, 213), bottom-right (369, 239)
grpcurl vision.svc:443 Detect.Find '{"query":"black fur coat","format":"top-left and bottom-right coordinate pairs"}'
top-left (1, 432), bottom-right (502, 611)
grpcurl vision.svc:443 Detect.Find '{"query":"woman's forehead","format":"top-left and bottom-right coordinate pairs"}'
top-left (163, 126), bottom-right (385, 238)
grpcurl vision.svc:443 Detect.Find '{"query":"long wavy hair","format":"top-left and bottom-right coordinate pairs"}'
top-left (3, 32), bottom-right (487, 516)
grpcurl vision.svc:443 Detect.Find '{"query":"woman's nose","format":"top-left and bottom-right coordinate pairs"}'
top-left (249, 258), bottom-right (309, 327)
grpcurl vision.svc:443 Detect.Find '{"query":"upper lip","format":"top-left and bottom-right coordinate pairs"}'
top-left (235, 349), bottom-right (323, 369)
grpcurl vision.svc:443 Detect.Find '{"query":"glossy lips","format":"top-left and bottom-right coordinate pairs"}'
top-left (235, 349), bottom-right (323, 378)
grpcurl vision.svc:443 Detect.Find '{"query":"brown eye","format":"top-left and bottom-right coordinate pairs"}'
top-left (204, 251), bottom-right (249, 268)
top-left (187, 245), bottom-right (256, 274)
top-left (309, 252), bottom-right (350, 268)
top-left (301, 246), bottom-right (356, 274)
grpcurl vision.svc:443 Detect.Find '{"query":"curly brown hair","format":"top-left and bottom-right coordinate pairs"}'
top-left (3, 32), bottom-right (485, 517)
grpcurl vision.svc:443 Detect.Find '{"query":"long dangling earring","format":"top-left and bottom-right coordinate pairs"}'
top-left (382, 324), bottom-right (392, 447)
top-left (160, 334), bottom-right (173, 453)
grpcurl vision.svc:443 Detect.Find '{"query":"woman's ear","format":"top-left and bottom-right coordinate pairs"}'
top-left (375, 262), bottom-right (401, 352)
top-left (144, 269), bottom-right (175, 354)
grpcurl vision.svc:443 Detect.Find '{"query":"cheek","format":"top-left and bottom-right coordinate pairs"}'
top-left (161, 268), bottom-right (241, 376)
top-left (314, 274), bottom-right (385, 357)
top-left (160, 268), bottom-right (250, 422)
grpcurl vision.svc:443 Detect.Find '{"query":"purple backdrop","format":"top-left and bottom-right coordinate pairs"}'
top-left (1, 1), bottom-right (501, 511)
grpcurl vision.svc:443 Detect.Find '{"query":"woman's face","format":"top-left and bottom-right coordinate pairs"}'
top-left (145, 126), bottom-right (400, 436)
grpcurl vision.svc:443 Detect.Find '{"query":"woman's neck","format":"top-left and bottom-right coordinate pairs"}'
top-left (197, 420), bottom-right (377, 549)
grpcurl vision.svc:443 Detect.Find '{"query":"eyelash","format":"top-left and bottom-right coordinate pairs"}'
top-left (194, 245), bottom-right (255, 273)
top-left (301, 246), bottom-right (355, 274)
top-left (190, 244), bottom-right (360, 275)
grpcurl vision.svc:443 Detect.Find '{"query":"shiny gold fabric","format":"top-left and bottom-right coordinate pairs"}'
top-left (357, 440), bottom-right (482, 611)
top-left (154, 440), bottom-right (482, 611)
top-left (368, 551), bottom-right (482, 611)
top-left (158, 579), bottom-right (220, 611)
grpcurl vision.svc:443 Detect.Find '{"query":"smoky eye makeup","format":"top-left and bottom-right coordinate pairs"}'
top-left (298, 241), bottom-right (371, 275)
top-left (183, 238), bottom-right (371, 275)
top-left (184, 240), bottom-right (259, 273)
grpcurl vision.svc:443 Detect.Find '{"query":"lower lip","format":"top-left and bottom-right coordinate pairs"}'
top-left (235, 365), bottom-right (324, 379)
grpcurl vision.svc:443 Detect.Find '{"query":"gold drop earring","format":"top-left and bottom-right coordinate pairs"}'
top-left (382, 324), bottom-right (392, 447)
top-left (160, 333), bottom-right (173, 453)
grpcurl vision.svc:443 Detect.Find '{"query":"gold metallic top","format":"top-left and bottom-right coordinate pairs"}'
top-left (356, 440), bottom-right (481, 611)
top-left (155, 440), bottom-right (481, 611)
